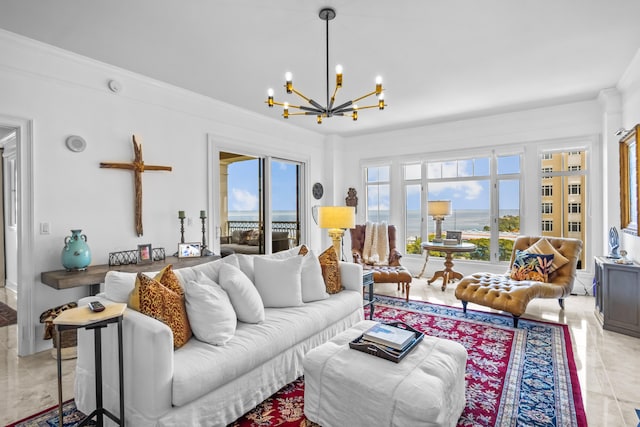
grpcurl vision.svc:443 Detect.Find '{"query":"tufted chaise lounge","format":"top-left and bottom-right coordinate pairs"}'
top-left (455, 236), bottom-right (582, 327)
top-left (350, 224), bottom-right (412, 301)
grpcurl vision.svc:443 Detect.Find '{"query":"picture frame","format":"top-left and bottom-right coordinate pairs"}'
top-left (137, 243), bottom-right (153, 264)
top-left (446, 231), bottom-right (463, 244)
top-left (178, 242), bottom-right (201, 258)
top-left (620, 124), bottom-right (639, 236)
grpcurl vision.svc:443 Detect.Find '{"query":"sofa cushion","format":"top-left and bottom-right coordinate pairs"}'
top-left (104, 270), bottom-right (151, 303)
top-left (136, 272), bottom-right (192, 348)
top-left (510, 250), bottom-right (554, 282)
top-left (218, 263), bottom-right (265, 323)
top-left (171, 289), bottom-right (363, 406)
top-left (185, 272), bottom-right (236, 346)
top-left (318, 246), bottom-right (342, 294)
top-left (301, 251), bottom-right (330, 303)
top-left (129, 265), bottom-right (182, 311)
top-left (526, 237), bottom-right (569, 274)
top-left (253, 256), bottom-right (304, 307)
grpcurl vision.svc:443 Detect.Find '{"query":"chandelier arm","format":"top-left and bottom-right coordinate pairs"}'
top-left (297, 105), bottom-right (324, 114)
top-left (351, 90), bottom-right (379, 105)
top-left (331, 99), bottom-right (353, 112)
top-left (329, 85), bottom-right (341, 111)
top-left (351, 103), bottom-right (383, 110)
top-left (290, 87), bottom-right (312, 103)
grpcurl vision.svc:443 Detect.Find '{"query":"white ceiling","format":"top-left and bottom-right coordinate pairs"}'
top-left (1, 0), bottom-right (639, 137)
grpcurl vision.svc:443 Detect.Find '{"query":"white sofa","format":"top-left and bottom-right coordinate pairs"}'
top-left (74, 249), bottom-right (364, 426)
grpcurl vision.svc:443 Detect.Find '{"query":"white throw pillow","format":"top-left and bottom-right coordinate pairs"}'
top-left (253, 256), bottom-right (304, 307)
top-left (104, 270), bottom-right (157, 303)
top-left (234, 254), bottom-right (256, 283)
top-left (184, 273), bottom-right (237, 345)
top-left (301, 251), bottom-right (330, 302)
top-left (218, 263), bottom-right (265, 323)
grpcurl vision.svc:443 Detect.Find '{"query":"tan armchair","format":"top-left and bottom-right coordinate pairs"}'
top-left (455, 236), bottom-right (582, 327)
top-left (350, 224), bottom-right (412, 301)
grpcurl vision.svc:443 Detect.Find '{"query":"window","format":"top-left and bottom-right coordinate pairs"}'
top-left (541, 185), bottom-right (553, 196)
top-left (539, 149), bottom-right (588, 269)
top-left (542, 167), bottom-right (553, 174)
top-left (423, 154), bottom-right (520, 263)
top-left (541, 203), bottom-right (553, 214)
top-left (366, 166), bottom-right (390, 223)
top-left (568, 203), bottom-right (581, 214)
top-left (568, 184), bottom-right (581, 195)
top-left (404, 164), bottom-right (422, 254)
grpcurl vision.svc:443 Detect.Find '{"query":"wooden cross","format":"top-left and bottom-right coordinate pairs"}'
top-left (100, 135), bottom-right (172, 237)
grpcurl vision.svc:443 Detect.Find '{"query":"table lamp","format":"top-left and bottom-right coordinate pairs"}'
top-left (428, 200), bottom-right (452, 243)
top-left (318, 206), bottom-right (356, 259)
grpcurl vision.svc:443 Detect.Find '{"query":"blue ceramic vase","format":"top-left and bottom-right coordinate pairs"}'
top-left (61, 229), bottom-right (91, 271)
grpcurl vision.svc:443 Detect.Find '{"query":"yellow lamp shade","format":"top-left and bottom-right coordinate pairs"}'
top-left (318, 206), bottom-right (356, 229)
top-left (428, 200), bottom-right (452, 217)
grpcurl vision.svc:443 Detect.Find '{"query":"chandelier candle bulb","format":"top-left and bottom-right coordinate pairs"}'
top-left (317, 115), bottom-right (322, 124)
top-left (376, 76), bottom-right (383, 94)
top-left (335, 64), bottom-right (343, 87)
top-left (284, 102), bottom-right (289, 118)
top-left (285, 72), bottom-right (293, 93)
top-left (378, 92), bottom-right (385, 110)
top-left (267, 88), bottom-right (274, 107)
top-left (352, 105), bottom-right (358, 121)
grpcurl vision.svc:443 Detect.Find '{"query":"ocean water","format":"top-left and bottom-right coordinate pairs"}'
top-left (229, 209), bottom-right (519, 237)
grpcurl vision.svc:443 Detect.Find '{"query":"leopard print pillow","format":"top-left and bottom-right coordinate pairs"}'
top-left (136, 272), bottom-right (192, 348)
top-left (318, 246), bottom-right (342, 294)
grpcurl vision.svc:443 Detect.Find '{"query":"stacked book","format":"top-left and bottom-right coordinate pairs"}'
top-left (361, 323), bottom-right (417, 354)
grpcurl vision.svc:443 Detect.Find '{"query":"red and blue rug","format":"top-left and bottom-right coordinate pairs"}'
top-left (7, 295), bottom-right (587, 427)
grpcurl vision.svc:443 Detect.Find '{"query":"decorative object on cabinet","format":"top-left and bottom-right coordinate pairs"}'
top-left (594, 256), bottom-right (640, 337)
top-left (61, 229), bottom-right (91, 271)
top-left (619, 124), bottom-right (639, 235)
top-left (345, 187), bottom-right (358, 212)
top-left (100, 134), bottom-right (172, 237)
top-left (199, 210), bottom-right (214, 256)
top-left (137, 244), bottom-right (153, 264)
top-left (178, 242), bottom-right (201, 258)
top-left (608, 226), bottom-right (621, 258)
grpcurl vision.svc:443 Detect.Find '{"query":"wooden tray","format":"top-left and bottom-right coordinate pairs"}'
top-left (349, 322), bottom-right (424, 363)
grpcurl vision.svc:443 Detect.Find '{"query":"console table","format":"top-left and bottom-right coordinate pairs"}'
top-left (418, 242), bottom-right (477, 291)
top-left (594, 256), bottom-right (640, 338)
top-left (41, 255), bottom-right (220, 295)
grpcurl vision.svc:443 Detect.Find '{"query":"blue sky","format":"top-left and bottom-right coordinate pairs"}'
top-left (227, 159), bottom-right (298, 211)
top-left (228, 155), bottom-right (520, 213)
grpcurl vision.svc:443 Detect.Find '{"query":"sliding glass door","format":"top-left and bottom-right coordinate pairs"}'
top-left (219, 152), bottom-right (302, 255)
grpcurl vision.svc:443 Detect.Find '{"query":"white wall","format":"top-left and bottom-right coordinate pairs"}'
top-left (618, 48), bottom-right (640, 263)
top-left (0, 30), bottom-right (325, 354)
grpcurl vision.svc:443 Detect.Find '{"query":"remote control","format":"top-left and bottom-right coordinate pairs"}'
top-left (88, 301), bottom-right (105, 312)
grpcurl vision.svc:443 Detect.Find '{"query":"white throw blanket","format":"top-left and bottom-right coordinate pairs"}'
top-left (362, 222), bottom-right (389, 265)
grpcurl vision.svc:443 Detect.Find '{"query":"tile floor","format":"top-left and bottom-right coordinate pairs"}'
top-left (1, 279), bottom-right (639, 426)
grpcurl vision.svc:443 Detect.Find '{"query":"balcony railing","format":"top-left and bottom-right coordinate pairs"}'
top-left (225, 221), bottom-right (299, 245)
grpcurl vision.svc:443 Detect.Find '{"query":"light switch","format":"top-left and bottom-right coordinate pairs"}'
top-left (40, 222), bottom-right (50, 235)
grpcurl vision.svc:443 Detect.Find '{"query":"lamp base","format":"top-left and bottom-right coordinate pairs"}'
top-left (327, 228), bottom-right (345, 259)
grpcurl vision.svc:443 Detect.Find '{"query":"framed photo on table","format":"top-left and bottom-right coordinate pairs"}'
top-left (178, 242), bottom-right (201, 258)
top-left (137, 244), bottom-right (153, 264)
top-left (446, 231), bottom-right (462, 244)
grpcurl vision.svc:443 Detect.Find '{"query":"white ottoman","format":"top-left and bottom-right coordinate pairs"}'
top-left (304, 320), bottom-right (467, 427)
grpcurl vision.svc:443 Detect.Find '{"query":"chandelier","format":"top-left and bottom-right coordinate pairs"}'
top-left (265, 7), bottom-right (386, 124)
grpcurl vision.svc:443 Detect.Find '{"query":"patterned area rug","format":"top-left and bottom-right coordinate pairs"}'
top-left (0, 300), bottom-right (17, 327)
top-left (7, 296), bottom-right (587, 427)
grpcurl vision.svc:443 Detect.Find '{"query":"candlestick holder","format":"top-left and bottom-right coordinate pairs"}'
top-left (200, 216), bottom-right (214, 256)
top-left (173, 214), bottom-right (186, 257)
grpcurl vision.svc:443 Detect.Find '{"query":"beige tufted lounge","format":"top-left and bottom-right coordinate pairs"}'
top-left (455, 236), bottom-right (582, 327)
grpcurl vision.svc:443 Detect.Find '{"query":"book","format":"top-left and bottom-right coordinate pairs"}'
top-left (362, 323), bottom-right (416, 350)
